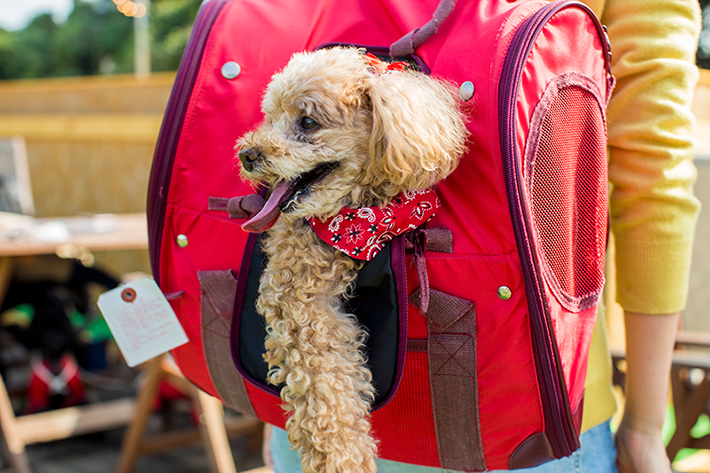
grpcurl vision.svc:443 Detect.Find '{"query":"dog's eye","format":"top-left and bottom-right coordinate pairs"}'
top-left (300, 117), bottom-right (318, 130)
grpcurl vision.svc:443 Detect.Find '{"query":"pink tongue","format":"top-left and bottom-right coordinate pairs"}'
top-left (241, 180), bottom-right (293, 233)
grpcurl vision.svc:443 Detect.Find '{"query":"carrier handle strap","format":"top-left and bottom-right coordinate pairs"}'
top-left (389, 0), bottom-right (456, 58)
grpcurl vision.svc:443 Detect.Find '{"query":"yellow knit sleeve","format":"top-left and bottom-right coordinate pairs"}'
top-left (601, 0), bottom-right (702, 314)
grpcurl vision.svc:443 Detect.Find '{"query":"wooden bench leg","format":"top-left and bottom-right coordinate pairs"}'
top-left (0, 373), bottom-right (31, 473)
top-left (115, 356), bottom-right (163, 473)
top-left (195, 389), bottom-right (237, 473)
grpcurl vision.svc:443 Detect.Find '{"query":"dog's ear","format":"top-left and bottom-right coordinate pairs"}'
top-left (364, 70), bottom-right (467, 191)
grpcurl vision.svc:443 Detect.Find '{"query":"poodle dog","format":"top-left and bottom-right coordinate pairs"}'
top-left (237, 46), bottom-right (467, 473)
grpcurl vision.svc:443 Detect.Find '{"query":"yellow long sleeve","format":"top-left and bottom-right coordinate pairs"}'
top-left (601, 0), bottom-right (701, 314)
top-left (578, 0), bottom-right (702, 432)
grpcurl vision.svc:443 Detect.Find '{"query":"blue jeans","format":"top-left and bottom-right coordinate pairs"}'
top-left (270, 420), bottom-right (618, 473)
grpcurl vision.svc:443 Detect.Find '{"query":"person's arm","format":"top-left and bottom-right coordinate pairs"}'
top-left (615, 311), bottom-right (680, 473)
top-left (602, 0), bottom-right (701, 316)
top-left (599, 0), bottom-right (701, 469)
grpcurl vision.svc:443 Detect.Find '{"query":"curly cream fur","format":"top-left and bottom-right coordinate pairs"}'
top-left (236, 46), bottom-right (467, 473)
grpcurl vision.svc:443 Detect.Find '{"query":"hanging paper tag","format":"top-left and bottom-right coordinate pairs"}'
top-left (97, 278), bottom-right (188, 367)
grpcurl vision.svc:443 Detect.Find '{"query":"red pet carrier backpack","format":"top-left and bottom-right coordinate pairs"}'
top-left (147, 0), bottom-right (613, 470)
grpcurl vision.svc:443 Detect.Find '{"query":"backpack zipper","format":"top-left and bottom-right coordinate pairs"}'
top-left (498, 0), bottom-right (611, 458)
top-left (147, 0), bottom-right (229, 284)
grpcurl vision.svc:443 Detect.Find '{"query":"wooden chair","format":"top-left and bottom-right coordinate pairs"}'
top-left (0, 371), bottom-right (135, 473)
top-left (0, 136), bottom-right (259, 471)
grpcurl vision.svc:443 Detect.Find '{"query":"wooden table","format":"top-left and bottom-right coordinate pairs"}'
top-left (0, 213), bottom-right (148, 473)
top-left (0, 213), bottom-right (148, 302)
top-left (0, 213), bottom-right (148, 256)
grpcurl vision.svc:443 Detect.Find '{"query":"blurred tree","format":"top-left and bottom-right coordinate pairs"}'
top-left (0, 0), bottom-right (202, 80)
top-left (0, 29), bottom-right (23, 80)
top-left (0, 0), bottom-right (132, 80)
top-left (14, 14), bottom-right (59, 78)
top-left (0, 14), bottom-right (59, 80)
top-left (150, 0), bottom-right (201, 72)
top-left (52, 0), bottom-right (133, 77)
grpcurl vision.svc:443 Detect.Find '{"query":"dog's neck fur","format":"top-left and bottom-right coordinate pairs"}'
top-left (257, 216), bottom-right (377, 473)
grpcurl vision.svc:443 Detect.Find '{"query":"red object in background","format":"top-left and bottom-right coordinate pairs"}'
top-left (25, 355), bottom-right (86, 414)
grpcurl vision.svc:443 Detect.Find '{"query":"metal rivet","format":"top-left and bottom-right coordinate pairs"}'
top-left (221, 61), bottom-right (241, 80)
top-left (459, 81), bottom-right (475, 101)
top-left (176, 234), bottom-right (189, 248)
top-left (497, 286), bottom-right (512, 300)
top-left (121, 288), bottom-right (137, 303)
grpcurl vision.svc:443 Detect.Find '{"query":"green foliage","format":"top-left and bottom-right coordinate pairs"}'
top-left (663, 404), bottom-right (710, 464)
top-left (0, 0), bottom-right (202, 80)
top-left (151, 0), bottom-right (202, 72)
top-left (55, 1), bottom-right (134, 77)
top-left (0, 29), bottom-right (23, 80)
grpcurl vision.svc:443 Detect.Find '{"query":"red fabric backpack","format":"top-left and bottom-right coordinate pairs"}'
top-left (147, 0), bottom-right (613, 470)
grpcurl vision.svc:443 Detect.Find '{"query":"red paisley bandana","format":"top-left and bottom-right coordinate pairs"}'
top-left (363, 52), bottom-right (408, 75)
top-left (306, 189), bottom-right (440, 261)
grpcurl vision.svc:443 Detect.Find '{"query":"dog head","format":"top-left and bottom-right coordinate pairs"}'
top-left (237, 46), bottom-right (467, 231)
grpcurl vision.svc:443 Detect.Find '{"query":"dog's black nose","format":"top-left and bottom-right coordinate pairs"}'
top-left (239, 147), bottom-right (260, 172)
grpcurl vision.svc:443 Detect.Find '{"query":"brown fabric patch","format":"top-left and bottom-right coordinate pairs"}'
top-left (199, 270), bottom-right (257, 418)
top-left (411, 288), bottom-right (486, 471)
top-left (422, 227), bottom-right (454, 254)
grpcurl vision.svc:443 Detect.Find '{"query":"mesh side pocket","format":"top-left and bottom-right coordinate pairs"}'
top-left (524, 73), bottom-right (608, 312)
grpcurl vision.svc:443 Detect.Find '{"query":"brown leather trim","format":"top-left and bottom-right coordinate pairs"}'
top-left (509, 432), bottom-right (556, 470)
top-left (199, 270), bottom-right (257, 418)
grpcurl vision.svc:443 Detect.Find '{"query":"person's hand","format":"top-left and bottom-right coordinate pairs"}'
top-left (262, 423), bottom-right (275, 471)
top-left (615, 418), bottom-right (672, 473)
